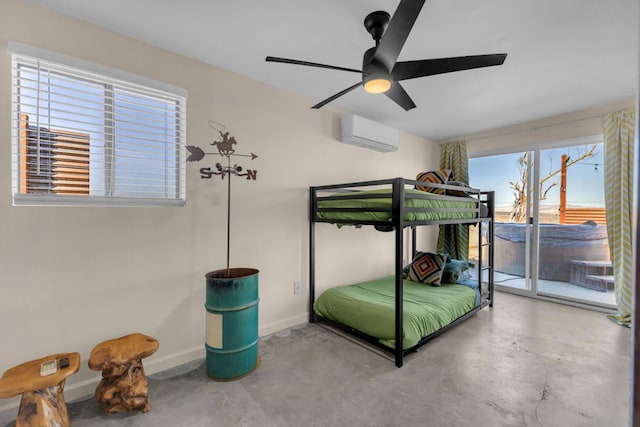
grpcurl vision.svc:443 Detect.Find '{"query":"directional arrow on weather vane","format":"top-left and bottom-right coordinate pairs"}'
top-left (186, 146), bottom-right (258, 162)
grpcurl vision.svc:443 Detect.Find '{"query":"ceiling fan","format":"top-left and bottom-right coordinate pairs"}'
top-left (265, 0), bottom-right (507, 111)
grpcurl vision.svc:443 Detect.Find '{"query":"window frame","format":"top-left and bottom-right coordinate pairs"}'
top-left (9, 42), bottom-right (188, 207)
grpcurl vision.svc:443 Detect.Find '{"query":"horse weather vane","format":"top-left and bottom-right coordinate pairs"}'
top-left (187, 121), bottom-right (258, 181)
top-left (186, 121), bottom-right (259, 276)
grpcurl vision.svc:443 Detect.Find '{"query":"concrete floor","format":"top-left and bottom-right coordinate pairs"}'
top-left (0, 292), bottom-right (631, 426)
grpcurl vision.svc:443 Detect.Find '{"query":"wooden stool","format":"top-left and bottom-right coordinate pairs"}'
top-left (88, 333), bottom-right (159, 415)
top-left (0, 352), bottom-right (80, 427)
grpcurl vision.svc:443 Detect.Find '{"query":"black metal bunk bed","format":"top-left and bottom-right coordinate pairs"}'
top-left (309, 177), bottom-right (495, 367)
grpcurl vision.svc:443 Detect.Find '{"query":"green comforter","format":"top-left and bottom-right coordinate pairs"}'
top-left (316, 189), bottom-right (478, 223)
top-left (314, 276), bottom-right (476, 349)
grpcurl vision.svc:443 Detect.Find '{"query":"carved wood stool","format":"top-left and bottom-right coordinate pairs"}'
top-left (88, 333), bottom-right (159, 415)
top-left (0, 352), bottom-right (80, 427)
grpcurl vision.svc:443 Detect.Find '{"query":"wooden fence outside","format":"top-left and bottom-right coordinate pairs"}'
top-left (562, 207), bottom-right (607, 225)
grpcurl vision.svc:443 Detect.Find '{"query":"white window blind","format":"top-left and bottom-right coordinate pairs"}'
top-left (10, 44), bottom-right (187, 207)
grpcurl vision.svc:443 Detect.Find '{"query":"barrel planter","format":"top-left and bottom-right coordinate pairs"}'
top-left (205, 268), bottom-right (259, 381)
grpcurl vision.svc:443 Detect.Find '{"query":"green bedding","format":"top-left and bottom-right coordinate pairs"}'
top-left (314, 276), bottom-right (477, 349)
top-left (315, 188), bottom-right (478, 223)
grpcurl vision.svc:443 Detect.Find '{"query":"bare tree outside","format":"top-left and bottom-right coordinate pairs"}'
top-left (509, 145), bottom-right (598, 222)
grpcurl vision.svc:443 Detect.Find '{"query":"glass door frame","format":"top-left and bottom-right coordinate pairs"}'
top-left (493, 148), bottom-right (537, 296)
top-left (490, 135), bottom-right (616, 312)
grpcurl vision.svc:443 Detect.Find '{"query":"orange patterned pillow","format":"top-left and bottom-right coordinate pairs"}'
top-left (416, 169), bottom-right (453, 194)
top-left (408, 252), bottom-right (449, 286)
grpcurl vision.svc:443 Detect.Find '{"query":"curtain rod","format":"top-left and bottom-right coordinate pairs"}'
top-left (456, 113), bottom-right (606, 143)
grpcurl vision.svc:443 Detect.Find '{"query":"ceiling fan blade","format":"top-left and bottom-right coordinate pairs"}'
top-left (384, 82), bottom-right (416, 111)
top-left (265, 56), bottom-right (362, 74)
top-left (393, 54), bottom-right (508, 81)
top-left (373, 0), bottom-right (426, 71)
top-left (311, 81), bottom-right (363, 109)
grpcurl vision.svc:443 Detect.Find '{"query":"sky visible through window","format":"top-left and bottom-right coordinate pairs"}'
top-left (469, 144), bottom-right (605, 210)
top-left (114, 88), bottom-right (178, 198)
top-left (19, 64), bottom-right (179, 198)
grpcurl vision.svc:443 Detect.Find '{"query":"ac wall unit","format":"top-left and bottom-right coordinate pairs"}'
top-left (340, 115), bottom-right (399, 153)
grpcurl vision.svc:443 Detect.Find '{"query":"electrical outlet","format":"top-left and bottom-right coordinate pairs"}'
top-left (294, 280), bottom-right (301, 295)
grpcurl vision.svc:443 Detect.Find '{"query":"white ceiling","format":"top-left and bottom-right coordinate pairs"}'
top-left (26, 0), bottom-right (638, 141)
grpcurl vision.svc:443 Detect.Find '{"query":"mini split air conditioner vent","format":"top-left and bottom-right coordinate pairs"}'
top-left (340, 115), bottom-right (399, 153)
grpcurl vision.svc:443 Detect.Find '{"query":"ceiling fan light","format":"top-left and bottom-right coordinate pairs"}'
top-left (364, 78), bottom-right (392, 94)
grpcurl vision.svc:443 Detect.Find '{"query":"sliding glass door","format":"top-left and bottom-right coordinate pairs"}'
top-left (469, 152), bottom-right (534, 293)
top-left (469, 138), bottom-right (616, 310)
top-left (535, 143), bottom-right (615, 307)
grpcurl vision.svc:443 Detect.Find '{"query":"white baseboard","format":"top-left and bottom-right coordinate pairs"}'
top-left (0, 319), bottom-right (308, 416)
top-left (0, 396), bottom-right (20, 415)
top-left (144, 345), bottom-right (205, 376)
top-left (259, 313), bottom-right (308, 337)
top-left (0, 345), bottom-right (206, 415)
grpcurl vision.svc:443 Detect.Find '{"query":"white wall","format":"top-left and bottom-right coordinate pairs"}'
top-left (461, 98), bottom-right (635, 157)
top-left (0, 0), bottom-right (439, 409)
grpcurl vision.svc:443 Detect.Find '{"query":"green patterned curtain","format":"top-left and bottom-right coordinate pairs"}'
top-left (437, 140), bottom-right (469, 260)
top-left (603, 109), bottom-right (636, 327)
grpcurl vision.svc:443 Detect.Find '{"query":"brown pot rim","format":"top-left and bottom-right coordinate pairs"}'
top-left (205, 268), bottom-right (259, 280)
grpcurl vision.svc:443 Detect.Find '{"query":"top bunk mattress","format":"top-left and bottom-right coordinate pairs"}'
top-left (314, 275), bottom-right (477, 350)
top-left (314, 188), bottom-right (484, 224)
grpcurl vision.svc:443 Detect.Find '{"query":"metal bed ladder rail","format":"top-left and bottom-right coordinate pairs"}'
top-left (479, 191), bottom-right (495, 307)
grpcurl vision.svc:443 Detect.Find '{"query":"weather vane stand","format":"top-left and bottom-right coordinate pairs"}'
top-left (187, 121), bottom-right (258, 277)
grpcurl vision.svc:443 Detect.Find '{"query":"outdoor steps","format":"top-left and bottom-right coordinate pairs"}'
top-left (584, 274), bottom-right (615, 292)
top-left (569, 260), bottom-right (613, 292)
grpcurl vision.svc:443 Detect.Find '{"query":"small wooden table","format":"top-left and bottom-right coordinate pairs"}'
top-left (0, 352), bottom-right (80, 427)
top-left (569, 260), bottom-right (614, 291)
top-left (88, 333), bottom-right (158, 415)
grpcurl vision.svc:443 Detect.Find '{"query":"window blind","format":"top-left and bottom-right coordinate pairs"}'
top-left (10, 46), bottom-right (187, 207)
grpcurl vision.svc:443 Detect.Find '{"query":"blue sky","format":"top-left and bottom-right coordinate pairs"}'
top-left (469, 143), bottom-right (605, 209)
top-left (20, 64), bottom-right (179, 198)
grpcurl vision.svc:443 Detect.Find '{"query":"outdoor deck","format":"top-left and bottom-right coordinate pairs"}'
top-left (469, 220), bottom-right (615, 308)
top-left (490, 270), bottom-right (616, 307)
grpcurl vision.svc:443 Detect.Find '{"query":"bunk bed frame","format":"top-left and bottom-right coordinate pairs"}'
top-left (309, 177), bottom-right (495, 367)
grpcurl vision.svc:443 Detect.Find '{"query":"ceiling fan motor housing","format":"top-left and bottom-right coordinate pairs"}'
top-left (363, 11), bottom-right (393, 93)
top-left (363, 47), bottom-right (391, 90)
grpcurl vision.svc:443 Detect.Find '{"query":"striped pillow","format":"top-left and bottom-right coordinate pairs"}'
top-left (416, 169), bottom-right (453, 194)
top-left (408, 252), bottom-right (448, 286)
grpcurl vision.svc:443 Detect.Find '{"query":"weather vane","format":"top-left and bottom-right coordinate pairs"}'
top-left (186, 121), bottom-right (259, 276)
top-left (187, 120), bottom-right (258, 181)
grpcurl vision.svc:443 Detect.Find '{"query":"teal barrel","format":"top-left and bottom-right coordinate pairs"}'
top-left (205, 268), bottom-right (259, 380)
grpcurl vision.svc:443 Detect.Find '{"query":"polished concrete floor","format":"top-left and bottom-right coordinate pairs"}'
top-left (0, 292), bottom-right (631, 426)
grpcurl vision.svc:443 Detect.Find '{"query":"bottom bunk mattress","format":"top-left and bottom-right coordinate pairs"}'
top-left (314, 276), bottom-right (478, 350)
